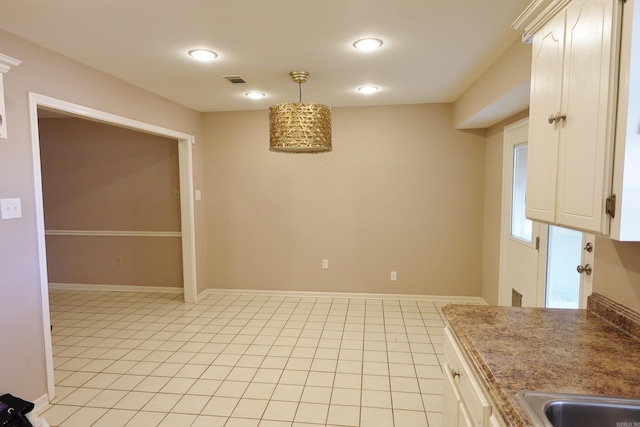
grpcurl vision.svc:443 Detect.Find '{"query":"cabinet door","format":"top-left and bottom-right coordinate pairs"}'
top-left (526, 11), bottom-right (565, 224)
top-left (458, 402), bottom-right (475, 427)
top-left (556, 0), bottom-right (620, 234)
top-left (489, 414), bottom-right (506, 427)
top-left (443, 363), bottom-right (460, 426)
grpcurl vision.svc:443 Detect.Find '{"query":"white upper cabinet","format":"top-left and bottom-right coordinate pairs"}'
top-left (556, 0), bottom-right (620, 234)
top-left (527, 10), bottom-right (565, 225)
top-left (517, 0), bottom-right (640, 241)
top-left (610, 0), bottom-right (640, 240)
top-left (0, 53), bottom-right (21, 139)
top-left (523, 0), bottom-right (622, 236)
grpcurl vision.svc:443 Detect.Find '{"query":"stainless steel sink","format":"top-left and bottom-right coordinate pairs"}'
top-left (516, 390), bottom-right (640, 427)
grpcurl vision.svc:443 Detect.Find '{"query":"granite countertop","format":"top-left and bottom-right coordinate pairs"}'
top-left (442, 293), bottom-right (640, 427)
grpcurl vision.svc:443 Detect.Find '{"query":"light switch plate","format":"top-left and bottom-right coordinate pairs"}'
top-left (1, 198), bottom-right (22, 220)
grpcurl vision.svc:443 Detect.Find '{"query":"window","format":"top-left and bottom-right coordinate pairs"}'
top-left (511, 143), bottom-right (532, 242)
top-left (546, 225), bottom-right (582, 308)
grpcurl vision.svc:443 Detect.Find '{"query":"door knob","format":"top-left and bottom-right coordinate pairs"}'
top-left (584, 242), bottom-right (593, 253)
top-left (577, 264), bottom-right (593, 275)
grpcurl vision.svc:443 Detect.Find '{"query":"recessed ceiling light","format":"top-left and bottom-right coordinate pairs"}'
top-left (358, 86), bottom-right (379, 94)
top-left (188, 49), bottom-right (218, 61)
top-left (353, 38), bottom-right (383, 51)
top-left (245, 91), bottom-right (266, 99)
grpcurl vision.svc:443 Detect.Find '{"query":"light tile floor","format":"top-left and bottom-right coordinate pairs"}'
top-left (44, 290), bottom-right (458, 427)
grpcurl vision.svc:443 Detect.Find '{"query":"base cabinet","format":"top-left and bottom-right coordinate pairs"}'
top-left (443, 361), bottom-right (473, 427)
top-left (443, 327), bottom-right (506, 427)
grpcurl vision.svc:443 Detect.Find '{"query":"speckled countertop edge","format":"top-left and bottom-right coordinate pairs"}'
top-left (443, 293), bottom-right (640, 427)
top-left (588, 292), bottom-right (640, 338)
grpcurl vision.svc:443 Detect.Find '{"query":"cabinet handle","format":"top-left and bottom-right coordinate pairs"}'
top-left (577, 264), bottom-right (593, 275)
top-left (452, 369), bottom-right (461, 378)
top-left (547, 112), bottom-right (567, 124)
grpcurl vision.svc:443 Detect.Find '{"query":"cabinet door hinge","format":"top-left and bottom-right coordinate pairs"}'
top-left (606, 194), bottom-right (617, 218)
top-left (535, 237), bottom-right (540, 250)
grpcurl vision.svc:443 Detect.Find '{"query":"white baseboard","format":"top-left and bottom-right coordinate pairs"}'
top-left (33, 393), bottom-right (50, 415)
top-left (49, 283), bottom-right (183, 294)
top-left (48, 283), bottom-right (488, 305)
top-left (198, 288), bottom-right (488, 305)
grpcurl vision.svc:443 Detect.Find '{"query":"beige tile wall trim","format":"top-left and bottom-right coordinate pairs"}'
top-left (48, 283), bottom-right (183, 294)
top-left (199, 287), bottom-right (488, 304)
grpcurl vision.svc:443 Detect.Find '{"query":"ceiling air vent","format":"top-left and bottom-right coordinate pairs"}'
top-left (223, 76), bottom-right (247, 84)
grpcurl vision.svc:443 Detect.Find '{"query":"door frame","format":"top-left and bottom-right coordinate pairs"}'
top-left (579, 233), bottom-right (595, 308)
top-left (28, 93), bottom-right (198, 399)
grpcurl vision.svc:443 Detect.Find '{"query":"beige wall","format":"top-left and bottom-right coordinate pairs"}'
top-left (481, 121), bottom-right (505, 305)
top-left (453, 39), bottom-right (532, 129)
top-left (0, 30), bottom-right (204, 401)
top-left (45, 236), bottom-right (183, 287)
top-left (39, 117), bottom-right (183, 287)
top-left (593, 238), bottom-right (640, 311)
top-left (203, 104), bottom-right (486, 296)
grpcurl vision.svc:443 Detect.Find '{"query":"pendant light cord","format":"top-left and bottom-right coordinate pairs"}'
top-left (299, 82), bottom-right (302, 103)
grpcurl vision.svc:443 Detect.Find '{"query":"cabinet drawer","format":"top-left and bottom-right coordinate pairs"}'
top-left (445, 327), bottom-right (492, 426)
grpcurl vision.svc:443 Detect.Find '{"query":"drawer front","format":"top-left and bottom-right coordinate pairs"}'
top-left (445, 327), bottom-right (491, 426)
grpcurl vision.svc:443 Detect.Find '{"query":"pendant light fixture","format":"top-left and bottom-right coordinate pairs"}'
top-left (269, 71), bottom-right (332, 153)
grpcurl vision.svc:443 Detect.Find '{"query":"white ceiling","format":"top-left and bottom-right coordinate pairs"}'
top-left (0, 0), bottom-right (531, 113)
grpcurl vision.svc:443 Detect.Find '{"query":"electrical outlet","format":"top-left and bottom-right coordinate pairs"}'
top-left (0, 198), bottom-right (22, 220)
top-left (391, 271), bottom-right (397, 281)
top-left (322, 259), bottom-right (329, 269)
top-left (116, 256), bottom-right (123, 265)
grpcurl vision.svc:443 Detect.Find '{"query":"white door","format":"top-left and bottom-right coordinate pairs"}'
top-left (500, 119), bottom-right (545, 307)
top-left (500, 119), bottom-right (593, 308)
top-left (546, 228), bottom-right (594, 308)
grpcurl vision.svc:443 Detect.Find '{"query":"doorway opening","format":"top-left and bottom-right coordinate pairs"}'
top-left (39, 111), bottom-right (185, 293)
top-left (28, 93), bottom-right (198, 400)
